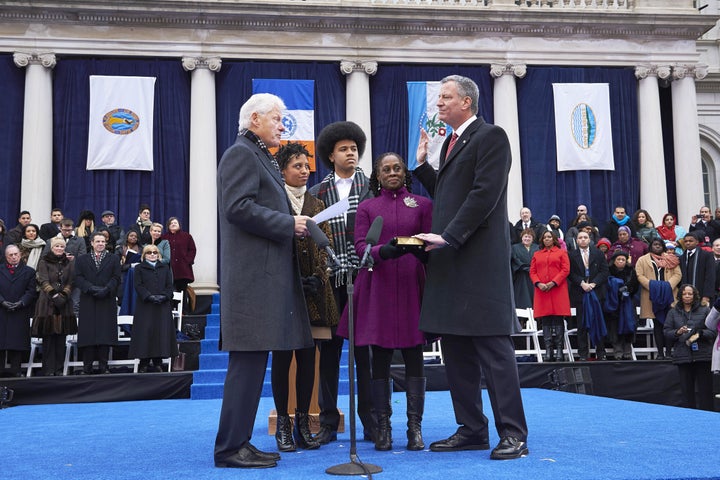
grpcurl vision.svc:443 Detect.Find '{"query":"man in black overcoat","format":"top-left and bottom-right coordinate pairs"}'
top-left (680, 232), bottom-right (716, 306)
top-left (414, 75), bottom-right (528, 460)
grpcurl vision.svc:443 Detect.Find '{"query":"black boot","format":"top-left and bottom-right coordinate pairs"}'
top-left (371, 378), bottom-right (393, 451)
top-left (553, 324), bottom-right (565, 362)
top-left (275, 414), bottom-right (296, 452)
top-left (542, 325), bottom-right (555, 362)
top-left (405, 376), bottom-right (425, 451)
top-left (293, 410), bottom-right (320, 450)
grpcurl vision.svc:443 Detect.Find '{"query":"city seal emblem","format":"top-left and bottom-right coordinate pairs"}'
top-left (570, 103), bottom-right (597, 149)
top-left (102, 108), bottom-right (140, 135)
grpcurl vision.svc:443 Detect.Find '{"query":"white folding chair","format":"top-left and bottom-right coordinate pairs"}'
top-left (633, 306), bottom-right (656, 360)
top-left (25, 319), bottom-right (45, 377)
top-left (562, 308), bottom-right (577, 363)
top-left (172, 291), bottom-right (184, 332)
top-left (422, 339), bottom-right (444, 364)
top-left (512, 308), bottom-right (543, 362)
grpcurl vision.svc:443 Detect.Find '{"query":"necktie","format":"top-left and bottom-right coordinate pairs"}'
top-left (445, 133), bottom-right (458, 159)
top-left (582, 249), bottom-right (589, 269)
top-left (524, 222), bottom-right (529, 230)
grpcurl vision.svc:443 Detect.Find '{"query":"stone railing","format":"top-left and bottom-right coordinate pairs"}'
top-left (367, 0), bottom-right (699, 10)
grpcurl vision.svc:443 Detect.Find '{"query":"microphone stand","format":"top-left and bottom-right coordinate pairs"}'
top-left (326, 259), bottom-right (382, 477)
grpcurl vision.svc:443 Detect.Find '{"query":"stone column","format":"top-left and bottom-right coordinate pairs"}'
top-left (14, 53), bottom-right (56, 224)
top-left (182, 56), bottom-right (222, 295)
top-left (635, 65), bottom-right (670, 221)
top-left (491, 63), bottom-right (526, 218)
top-left (671, 64), bottom-right (708, 227)
top-left (340, 60), bottom-right (377, 175)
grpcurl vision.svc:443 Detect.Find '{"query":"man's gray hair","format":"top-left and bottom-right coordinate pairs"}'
top-left (238, 93), bottom-right (286, 131)
top-left (441, 75), bottom-right (479, 115)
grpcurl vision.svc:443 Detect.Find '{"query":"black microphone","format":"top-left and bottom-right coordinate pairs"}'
top-left (360, 216), bottom-right (384, 269)
top-left (307, 220), bottom-right (341, 268)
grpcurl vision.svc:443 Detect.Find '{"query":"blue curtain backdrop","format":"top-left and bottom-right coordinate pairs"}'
top-left (215, 60), bottom-right (346, 187)
top-left (52, 57), bottom-right (191, 231)
top-left (369, 64), bottom-right (493, 196)
top-left (516, 67), bottom-right (640, 229)
top-left (660, 85), bottom-right (677, 217)
top-left (0, 54), bottom-right (26, 224)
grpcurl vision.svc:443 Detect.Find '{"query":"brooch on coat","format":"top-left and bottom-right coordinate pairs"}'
top-left (403, 197), bottom-right (418, 208)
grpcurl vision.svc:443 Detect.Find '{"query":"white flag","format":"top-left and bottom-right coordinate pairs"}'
top-left (87, 75), bottom-right (156, 171)
top-left (553, 83), bottom-right (614, 172)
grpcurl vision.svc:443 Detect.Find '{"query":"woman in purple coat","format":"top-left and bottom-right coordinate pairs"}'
top-left (337, 152), bottom-right (432, 452)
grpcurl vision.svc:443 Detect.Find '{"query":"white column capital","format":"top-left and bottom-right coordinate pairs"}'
top-left (340, 60), bottom-right (378, 76)
top-left (671, 64), bottom-right (707, 81)
top-left (489, 63), bottom-right (527, 79)
top-left (13, 52), bottom-right (56, 69)
top-left (634, 65), bottom-right (671, 80)
top-left (182, 56), bottom-right (222, 72)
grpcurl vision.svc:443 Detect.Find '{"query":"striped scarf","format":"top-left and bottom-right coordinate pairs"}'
top-left (314, 169), bottom-right (369, 285)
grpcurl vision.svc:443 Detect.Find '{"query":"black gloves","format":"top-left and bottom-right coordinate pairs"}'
top-left (88, 286), bottom-right (110, 298)
top-left (379, 238), bottom-right (404, 260)
top-left (147, 294), bottom-right (168, 304)
top-left (1, 300), bottom-right (15, 310)
top-left (51, 293), bottom-right (67, 309)
top-left (302, 276), bottom-right (323, 296)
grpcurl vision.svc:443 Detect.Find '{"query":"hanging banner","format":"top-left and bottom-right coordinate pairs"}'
top-left (407, 81), bottom-right (452, 170)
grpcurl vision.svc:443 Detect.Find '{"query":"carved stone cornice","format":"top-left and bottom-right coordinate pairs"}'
top-left (489, 63), bottom-right (527, 79)
top-left (13, 52), bottom-right (56, 69)
top-left (182, 56), bottom-right (222, 73)
top-left (340, 60), bottom-right (378, 76)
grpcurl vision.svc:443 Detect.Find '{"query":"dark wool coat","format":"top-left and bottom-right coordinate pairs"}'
top-left (161, 229), bottom-right (197, 282)
top-left (511, 242), bottom-right (539, 309)
top-left (0, 263), bottom-right (37, 350)
top-left (680, 248), bottom-right (716, 300)
top-left (664, 304), bottom-right (716, 364)
top-left (217, 133), bottom-right (312, 352)
top-left (414, 117), bottom-right (519, 336)
top-left (129, 261), bottom-right (177, 359)
top-left (32, 254), bottom-right (77, 336)
top-left (567, 246), bottom-right (609, 307)
top-left (74, 252), bottom-right (121, 347)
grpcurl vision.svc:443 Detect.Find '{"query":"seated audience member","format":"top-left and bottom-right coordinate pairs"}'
top-left (689, 205), bottom-right (715, 247)
top-left (656, 213), bottom-right (686, 256)
top-left (596, 237), bottom-right (612, 261)
top-left (511, 228), bottom-right (539, 310)
top-left (5, 211), bottom-right (32, 245)
top-left (604, 251), bottom-right (638, 360)
top-left (609, 226), bottom-right (647, 267)
top-left (566, 214), bottom-right (598, 250)
top-left (148, 223), bottom-right (170, 265)
top-left (602, 206), bottom-right (635, 243)
top-left (545, 215), bottom-right (564, 243)
top-left (635, 238), bottom-right (682, 360)
top-left (74, 232), bottom-right (121, 375)
top-left (99, 210), bottom-right (124, 253)
top-left (162, 217), bottom-right (196, 293)
top-left (75, 210), bottom-right (95, 254)
top-left (664, 284), bottom-right (716, 410)
top-left (512, 207), bottom-right (545, 244)
top-left (129, 245), bottom-right (177, 373)
top-left (0, 245), bottom-right (37, 377)
top-left (630, 209), bottom-right (660, 245)
top-left (18, 223), bottom-right (46, 270)
top-left (127, 204), bottom-right (153, 247)
top-left (32, 239), bottom-right (76, 376)
top-left (575, 204), bottom-right (598, 228)
top-left (39, 208), bottom-right (63, 241)
top-left (679, 232), bottom-right (716, 307)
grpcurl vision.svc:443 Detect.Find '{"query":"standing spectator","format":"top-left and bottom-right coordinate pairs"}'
top-left (99, 210), bottom-right (124, 253)
top-left (596, 237), bottom-right (612, 261)
top-left (74, 232), bottom-right (121, 375)
top-left (630, 209), bottom-right (660, 245)
top-left (609, 226), bottom-right (647, 267)
top-left (688, 205), bottom-right (715, 247)
top-left (127, 204), bottom-right (153, 247)
top-left (162, 217), bottom-right (196, 293)
top-left (635, 238), bottom-right (682, 360)
top-left (512, 207), bottom-right (545, 245)
top-left (602, 206), bottom-right (635, 243)
top-left (18, 224), bottom-right (45, 270)
top-left (75, 210), bottom-right (95, 254)
top-left (511, 229), bottom-right (539, 310)
top-left (0, 245), bottom-right (37, 377)
top-left (43, 219), bottom-right (85, 317)
top-left (5, 211), bottom-right (31, 245)
top-left (656, 213), bottom-right (687, 256)
top-left (712, 238), bottom-right (720, 302)
top-left (32, 239), bottom-right (76, 376)
top-left (545, 215), bottom-right (564, 244)
top-left (704, 299), bottom-right (720, 373)
top-left (679, 232), bottom-right (716, 307)
top-left (576, 204), bottom-right (599, 228)
top-left (664, 284), bottom-right (716, 410)
top-left (39, 208), bottom-right (63, 241)
top-left (0, 219), bottom-right (6, 253)
top-left (604, 251), bottom-right (639, 360)
top-left (308, 121), bottom-right (377, 445)
top-left (566, 213), bottom-right (597, 250)
top-left (337, 151), bottom-right (432, 451)
top-left (213, 93), bottom-right (312, 469)
top-left (148, 223), bottom-right (170, 265)
top-left (129, 245), bottom-right (177, 373)
top-left (414, 75), bottom-right (528, 460)
top-left (530, 230), bottom-right (571, 362)
top-left (568, 231), bottom-right (609, 360)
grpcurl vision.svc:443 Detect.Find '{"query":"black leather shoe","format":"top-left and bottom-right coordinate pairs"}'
top-left (597, 353), bottom-right (607, 361)
top-left (490, 436), bottom-right (529, 460)
top-left (313, 425), bottom-right (337, 445)
top-left (247, 443), bottom-right (281, 461)
top-left (215, 445), bottom-right (277, 469)
top-left (429, 432), bottom-right (490, 452)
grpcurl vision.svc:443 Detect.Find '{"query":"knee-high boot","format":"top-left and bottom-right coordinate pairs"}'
top-left (405, 376), bottom-right (425, 451)
top-left (275, 414), bottom-right (296, 452)
top-left (542, 325), bottom-right (555, 362)
top-left (371, 378), bottom-right (393, 451)
top-left (293, 410), bottom-right (320, 450)
top-left (553, 323), bottom-right (565, 362)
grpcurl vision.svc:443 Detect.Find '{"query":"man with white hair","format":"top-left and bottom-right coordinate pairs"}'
top-left (511, 207), bottom-right (544, 244)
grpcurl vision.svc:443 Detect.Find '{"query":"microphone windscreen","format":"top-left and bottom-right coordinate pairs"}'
top-left (365, 216), bottom-right (384, 245)
top-left (306, 220), bottom-right (330, 249)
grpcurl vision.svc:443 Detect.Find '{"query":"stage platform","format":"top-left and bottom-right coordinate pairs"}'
top-left (1, 388), bottom-right (718, 480)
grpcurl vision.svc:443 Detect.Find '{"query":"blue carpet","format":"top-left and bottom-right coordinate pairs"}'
top-left (1, 389), bottom-right (718, 480)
